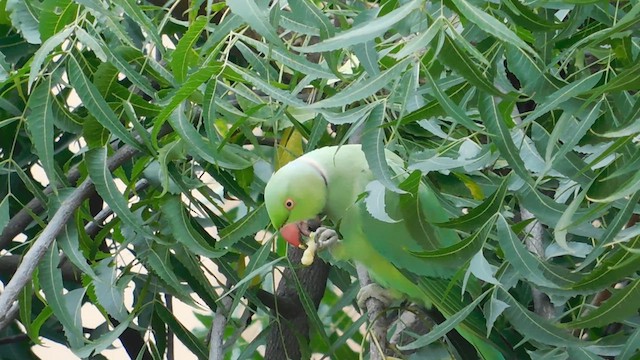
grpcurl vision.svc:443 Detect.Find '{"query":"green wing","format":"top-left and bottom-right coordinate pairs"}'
top-left (358, 171), bottom-right (461, 278)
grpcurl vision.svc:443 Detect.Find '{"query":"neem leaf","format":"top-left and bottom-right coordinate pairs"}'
top-left (162, 196), bottom-right (226, 258)
top-left (410, 216), bottom-right (494, 267)
top-left (217, 204), bottom-right (269, 249)
top-left (436, 176), bottom-right (508, 232)
top-left (364, 180), bottom-right (399, 223)
top-left (498, 288), bottom-right (587, 347)
top-left (156, 304), bottom-right (208, 360)
top-left (362, 102), bottom-right (405, 193)
top-left (68, 56), bottom-right (142, 151)
top-left (26, 82), bottom-right (58, 187)
top-left (297, 0), bottom-right (421, 53)
top-left (171, 16), bottom-right (208, 83)
top-left (564, 278), bottom-right (640, 328)
top-left (398, 290), bottom-right (490, 350)
top-left (227, 0), bottom-right (283, 47)
top-left (451, 0), bottom-right (536, 56)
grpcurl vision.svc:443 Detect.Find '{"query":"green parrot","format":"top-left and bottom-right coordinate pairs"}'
top-left (264, 144), bottom-right (510, 359)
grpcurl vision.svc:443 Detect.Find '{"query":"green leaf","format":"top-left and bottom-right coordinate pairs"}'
top-left (579, 191), bottom-right (640, 270)
top-left (516, 183), bottom-right (604, 238)
top-left (394, 16), bottom-right (444, 59)
top-left (57, 213), bottom-right (95, 278)
top-left (171, 16), bottom-right (208, 83)
top-left (111, 0), bottom-right (164, 53)
top-left (451, 0), bottom-right (536, 55)
top-left (501, 0), bottom-right (563, 31)
top-left (67, 56), bottom-right (142, 150)
top-left (28, 26), bottom-right (73, 92)
top-left (156, 304), bottom-right (208, 360)
top-left (217, 203), bottom-right (270, 249)
top-left (438, 35), bottom-right (503, 97)
top-left (74, 314), bottom-right (134, 358)
top-left (85, 148), bottom-right (153, 238)
top-left (570, 236), bottom-right (640, 292)
top-left (618, 326), bottom-right (640, 360)
top-left (320, 102), bottom-right (377, 125)
top-left (479, 94), bottom-right (531, 183)
top-left (564, 278), bottom-right (640, 328)
top-left (38, 243), bottom-right (85, 349)
top-left (591, 61), bottom-right (640, 95)
top-left (139, 241), bottom-right (195, 305)
top-left (554, 184), bottom-right (590, 251)
top-left (239, 35), bottom-right (335, 79)
top-left (227, 0), bottom-right (283, 47)
top-left (546, 98), bottom-right (603, 172)
top-left (523, 71), bottom-right (603, 125)
top-left (309, 59), bottom-right (411, 109)
top-left (0, 196), bottom-right (9, 232)
top-left (162, 196), bottom-right (226, 258)
top-left (398, 289), bottom-right (490, 350)
top-left (170, 251), bottom-right (219, 311)
top-left (154, 64), bottom-right (223, 134)
top-left (91, 259), bottom-right (128, 322)
top-left (364, 180), bottom-right (399, 223)
top-left (436, 176), bottom-right (508, 232)
top-left (225, 63), bottom-right (307, 108)
top-left (39, 0), bottom-right (78, 41)
top-left (7, 0), bottom-right (40, 44)
top-left (166, 103), bottom-right (253, 170)
top-left (362, 103), bottom-right (405, 193)
top-left (484, 294), bottom-right (509, 336)
top-left (498, 288), bottom-right (586, 347)
top-left (26, 82), bottom-right (57, 187)
top-left (425, 69), bottom-right (482, 132)
top-left (297, 0), bottom-right (422, 52)
top-left (410, 216), bottom-right (494, 267)
top-left (497, 215), bottom-right (571, 289)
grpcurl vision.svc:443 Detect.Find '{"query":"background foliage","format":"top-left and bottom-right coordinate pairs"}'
top-left (0, 0), bottom-right (639, 359)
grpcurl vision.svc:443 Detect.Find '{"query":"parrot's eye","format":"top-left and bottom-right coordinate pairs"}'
top-left (284, 199), bottom-right (295, 210)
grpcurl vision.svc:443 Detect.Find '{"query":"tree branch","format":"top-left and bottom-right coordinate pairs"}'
top-left (264, 246), bottom-right (330, 359)
top-left (0, 126), bottom-right (172, 330)
top-left (356, 264), bottom-right (389, 360)
top-left (209, 296), bottom-right (232, 360)
top-left (521, 208), bottom-right (555, 319)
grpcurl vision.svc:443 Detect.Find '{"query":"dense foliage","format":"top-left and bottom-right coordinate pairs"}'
top-left (0, 0), bottom-right (639, 358)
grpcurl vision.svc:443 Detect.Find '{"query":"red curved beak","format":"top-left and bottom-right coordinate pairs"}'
top-left (280, 223), bottom-right (303, 248)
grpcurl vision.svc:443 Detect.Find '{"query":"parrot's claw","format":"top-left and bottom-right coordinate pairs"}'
top-left (357, 283), bottom-right (396, 310)
top-left (314, 227), bottom-right (340, 251)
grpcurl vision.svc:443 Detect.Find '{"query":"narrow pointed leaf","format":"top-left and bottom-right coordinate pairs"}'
top-left (362, 103), bottom-right (405, 193)
top-left (298, 0), bottom-right (421, 52)
top-left (398, 290), bottom-right (490, 350)
top-left (68, 56), bottom-right (142, 150)
top-left (436, 176), bottom-right (508, 231)
top-left (564, 278), bottom-right (640, 328)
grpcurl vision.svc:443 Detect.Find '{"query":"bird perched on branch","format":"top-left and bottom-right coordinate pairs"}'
top-left (264, 144), bottom-right (509, 359)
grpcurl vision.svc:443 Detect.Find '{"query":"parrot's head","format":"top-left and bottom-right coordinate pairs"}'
top-left (264, 158), bottom-right (328, 248)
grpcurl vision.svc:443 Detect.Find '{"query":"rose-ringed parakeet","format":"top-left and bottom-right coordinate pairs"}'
top-left (264, 144), bottom-right (510, 358)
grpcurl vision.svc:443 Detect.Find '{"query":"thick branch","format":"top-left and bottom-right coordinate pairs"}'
top-left (264, 246), bottom-right (330, 360)
top-left (0, 125), bottom-right (171, 251)
top-left (0, 127), bottom-right (172, 329)
top-left (0, 179), bottom-right (94, 325)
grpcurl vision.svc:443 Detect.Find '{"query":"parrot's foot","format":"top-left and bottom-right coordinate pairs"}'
top-left (357, 283), bottom-right (396, 310)
top-left (314, 227), bottom-right (340, 251)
